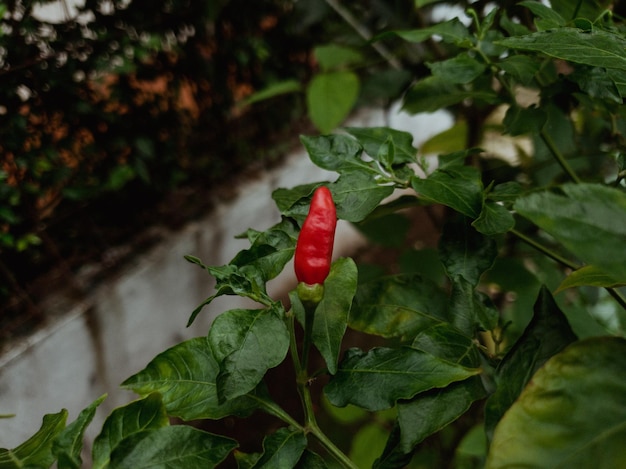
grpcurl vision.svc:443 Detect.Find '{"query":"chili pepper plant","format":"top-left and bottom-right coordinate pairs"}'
top-left (3, 1), bottom-right (626, 468)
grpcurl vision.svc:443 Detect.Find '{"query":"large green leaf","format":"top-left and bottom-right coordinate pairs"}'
top-left (208, 306), bottom-right (290, 401)
top-left (514, 183), bottom-right (626, 282)
top-left (92, 393), bottom-right (169, 469)
top-left (349, 273), bottom-right (449, 340)
top-left (484, 286), bottom-right (577, 440)
top-left (296, 450), bottom-right (329, 468)
top-left (331, 172), bottom-right (395, 223)
top-left (54, 394), bottom-right (106, 469)
top-left (121, 337), bottom-right (260, 421)
top-left (314, 44), bottom-right (364, 71)
top-left (518, 0), bottom-right (566, 30)
top-left (427, 53), bottom-right (487, 85)
top-left (108, 426), bottom-right (237, 469)
top-left (300, 134), bottom-right (367, 173)
top-left (250, 427), bottom-right (307, 469)
top-left (388, 324), bottom-right (487, 454)
top-left (230, 218), bottom-right (298, 283)
top-left (542, 0), bottom-right (613, 22)
top-left (448, 276), bottom-right (499, 335)
top-left (292, 258), bottom-right (358, 374)
top-left (472, 200), bottom-right (515, 236)
top-left (344, 127), bottom-right (417, 164)
top-left (325, 346), bottom-right (480, 411)
top-left (556, 264), bottom-right (624, 292)
top-left (403, 76), bottom-right (498, 114)
top-left (272, 182), bottom-right (322, 223)
top-left (411, 154), bottom-right (484, 218)
top-left (0, 410), bottom-right (67, 469)
top-left (439, 216), bottom-right (498, 286)
top-left (497, 28), bottom-right (626, 71)
top-left (497, 55), bottom-right (541, 86)
top-left (185, 259), bottom-right (273, 327)
top-left (389, 18), bottom-right (472, 46)
top-left (502, 104), bottom-right (547, 136)
top-left (306, 71), bottom-right (360, 134)
top-left (486, 337), bottom-right (626, 468)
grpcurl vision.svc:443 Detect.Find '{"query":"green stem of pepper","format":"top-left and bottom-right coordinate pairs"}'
top-left (285, 309), bottom-right (358, 469)
top-left (539, 130), bottom-right (582, 184)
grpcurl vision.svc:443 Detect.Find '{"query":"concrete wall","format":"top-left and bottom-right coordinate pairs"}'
top-left (0, 106), bottom-right (450, 450)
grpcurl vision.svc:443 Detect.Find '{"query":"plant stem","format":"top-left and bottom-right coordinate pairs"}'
top-left (511, 229), bottom-right (626, 310)
top-left (323, 0), bottom-right (402, 70)
top-left (540, 130), bottom-right (582, 184)
top-left (286, 308), bottom-right (358, 468)
top-left (255, 395), bottom-right (304, 431)
top-left (510, 228), bottom-right (578, 270)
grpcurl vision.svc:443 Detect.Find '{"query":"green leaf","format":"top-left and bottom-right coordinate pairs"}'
top-left (292, 258), bottom-right (358, 374)
top-left (403, 76), bottom-right (499, 114)
top-left (325, 346), bottom-right (480, 411)
top-left (92, 393), bottom-right (169, 469)
top-left (518, 1), bottom-right (566, 30)
top-left (486, 337), bottom-right (626, 468)
top-left (239, 80), bottom-right (302, 106)
top-left (251, 427), bottom-right (307, 469)
top-left (296, 450), bottom-right (329, 468)
top-left (0, 410), bottom-right (67, 469)
top-left (448, 276), bottom-right (499, 335)
top-left (108, 426), bottom-right (237, 469)
top-left (427, 53), bottom-right (487, 85)
top-left (300, 134), bottom-right (368, 173)
top-left (331, 172), bottom-right (395, 223)
top-left (549, 0), bottom-right (612, 22)
top-left (411, 323), bottom-right (481, 367)
top-left (231, 218), bottom-right (298, 283)
top-left (314, 44), bottom-right (364, 70)
top-left (344, 127), bottom-right (417, 164)
top-left (497, 28), bottom-right (626, 71)
top-left (54, 395), bottom-right (106, 469)
top-left (411, 154), bottom-right (484, 218)
top-left (497, 55), bottom-right (541, 86)
top-left (484, 286), bottom-right (577, 440)
top-left (502, 104), bottom-right (547, 136)
top-left (121, 337), bottom-right (260, 421)
top-left (395, 377), bottom-right (486, 455)
top-left (349, 422), bottom-right (389, 469)
top-left (487, 181), bottom-right (523, 205)
top-left (307, 71), bottom-right (360, 134)
top-left (556, 264), bottom-right (624, 292)
top-left (381, 324), bottom-right (487, 455)
top-left (208, 307), bottom-right (290, 401)
top-left (356, 212), bottom-right (411, 248)
top-left (570, 66), bottom-right (622, 102)
top-left (420, 120), bottom-right (469, 155)
top-left (439, 216), bottom-right (497, 286)
top-left (272, 183), bottom-right (324, 223)
top-left (186, 260), bottom-right (274, 326)
top-left (514, 183), bottom-right (626, 282)
top-left (349, 273), bottom-right (449, 340)
top-left (472, 200), bottom-right (515, 236)
top-left (389, 18), bottom-right (472, 46)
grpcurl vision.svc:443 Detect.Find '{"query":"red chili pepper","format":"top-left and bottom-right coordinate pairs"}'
top-left (294, 186), bottom-right (337, 285)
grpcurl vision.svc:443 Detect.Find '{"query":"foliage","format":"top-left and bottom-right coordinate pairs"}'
top-left (0, 0), bottom-right (314, 317)
top-left (3, 0), bottom-right (626, 468)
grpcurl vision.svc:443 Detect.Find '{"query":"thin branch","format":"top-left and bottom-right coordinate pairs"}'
top-left (323, 0), bottom-right (402, 70)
